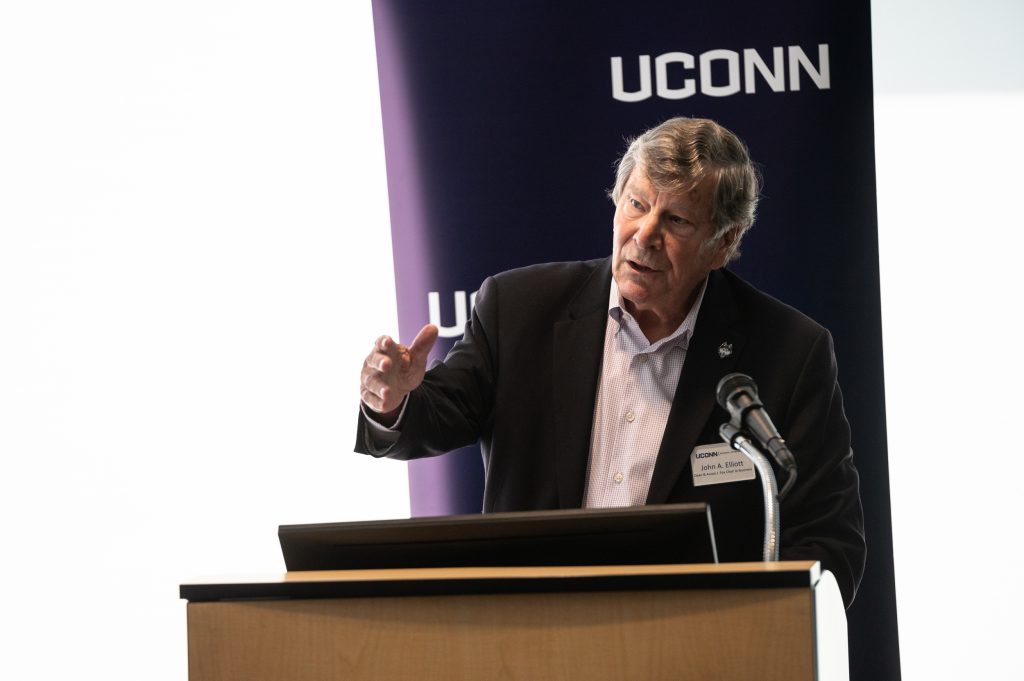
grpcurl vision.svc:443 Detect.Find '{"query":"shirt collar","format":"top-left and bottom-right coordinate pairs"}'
top-left (608, 275), bottom-right (710, 350)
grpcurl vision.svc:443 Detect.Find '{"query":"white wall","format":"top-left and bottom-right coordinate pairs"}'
top-left (0, 3), bottom-right (407, 678)
top-left (0, 1), bottom-right (1021, 678)
top-left (874, 1), bottom-right (1024, 679)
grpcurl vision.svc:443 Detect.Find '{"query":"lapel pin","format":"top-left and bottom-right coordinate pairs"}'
top-left (717, 342), bottom-right (733, 358)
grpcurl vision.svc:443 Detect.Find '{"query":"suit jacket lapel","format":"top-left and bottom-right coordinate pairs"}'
top-left (552, 259), bottom-right (612, 509)
top-left (646, 269), bottom-right (747, 504)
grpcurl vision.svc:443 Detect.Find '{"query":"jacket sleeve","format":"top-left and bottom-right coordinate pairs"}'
top-left (776, 327), bottom-right (867, 608)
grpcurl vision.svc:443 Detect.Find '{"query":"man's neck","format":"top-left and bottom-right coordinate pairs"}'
top-left (633, 312), bottom-right (682, 343)
top-left (619, 277), bottom-right (709, 344)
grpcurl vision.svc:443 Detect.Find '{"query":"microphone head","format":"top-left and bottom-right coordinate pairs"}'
top-left (716, 372), bottom-right (757, 410)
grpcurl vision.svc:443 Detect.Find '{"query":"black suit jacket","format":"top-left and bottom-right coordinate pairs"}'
top-left (357, 258), bottom-right (866, 606)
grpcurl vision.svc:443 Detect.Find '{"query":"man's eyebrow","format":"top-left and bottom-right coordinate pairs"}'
top-left (624, 184), bottom-right (649, 200)
top-left (665, 202), bottom-right (694, 217)
top-left (669, 208), bottom-right (705, 224)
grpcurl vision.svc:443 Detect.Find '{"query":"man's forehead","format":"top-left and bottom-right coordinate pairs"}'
top-left (625, 168), bottom-right (713, 213)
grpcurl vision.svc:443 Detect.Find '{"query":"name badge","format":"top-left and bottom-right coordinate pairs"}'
top-left (690, 443), bottom-right (756, 487)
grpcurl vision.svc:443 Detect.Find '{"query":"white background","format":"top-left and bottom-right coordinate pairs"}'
top-left (1, 1), bottom-right (1021, 678)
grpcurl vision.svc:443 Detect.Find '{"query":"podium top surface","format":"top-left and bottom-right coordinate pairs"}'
top-left (180, 560), bottom-right (820, 603)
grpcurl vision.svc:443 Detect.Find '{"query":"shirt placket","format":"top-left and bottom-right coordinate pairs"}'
top-left (604, 323), bottom-right (643, 505)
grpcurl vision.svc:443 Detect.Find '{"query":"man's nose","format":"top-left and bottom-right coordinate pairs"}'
top-left (633, 214), bottom-right (663, 249)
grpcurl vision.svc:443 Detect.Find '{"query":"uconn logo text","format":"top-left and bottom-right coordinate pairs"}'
top-left (611, 44), bottom-right (830, 101)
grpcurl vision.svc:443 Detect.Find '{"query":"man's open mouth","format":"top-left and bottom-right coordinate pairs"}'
top-left (628, 260), bottom-right (658, 273)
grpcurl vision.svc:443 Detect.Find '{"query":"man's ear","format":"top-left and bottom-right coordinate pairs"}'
top-left (710, 226), bottom-right (739, 269)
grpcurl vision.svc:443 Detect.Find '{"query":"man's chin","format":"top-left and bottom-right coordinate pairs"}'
top-left (616, 279), bottom-right (655, 308)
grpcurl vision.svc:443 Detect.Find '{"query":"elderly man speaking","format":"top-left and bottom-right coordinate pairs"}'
top-left (356, 116), bottom-right (866, 608)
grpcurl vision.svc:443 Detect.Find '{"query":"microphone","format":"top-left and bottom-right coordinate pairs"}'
top-left (716, 373), bottom-right (797, 478)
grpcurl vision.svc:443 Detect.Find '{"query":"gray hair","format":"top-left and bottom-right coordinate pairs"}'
top-left (610, 117), bottom-right (760, 263)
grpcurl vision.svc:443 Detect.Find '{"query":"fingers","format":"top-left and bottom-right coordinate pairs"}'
top-left (408, 324), bottom-right (439, 361)
top-left (367, 350), bottom-right (393, 374)
top-left (361, 337), bottom-right (398, 411)
top-left (370, 334), bottom-right (406, 371)
top-left (361, 328), bottom-right (436, 414)
top-left (361, 358), bottom-right (391, 398)
top-left (361, 366), bottom-right (400, 414)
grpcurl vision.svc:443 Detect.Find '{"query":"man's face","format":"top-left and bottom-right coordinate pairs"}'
top-left (612, 166), bottom-right (731, 325)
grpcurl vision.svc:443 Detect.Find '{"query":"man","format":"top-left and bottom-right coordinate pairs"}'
top-left (357, 117), bottom-right (866, 607)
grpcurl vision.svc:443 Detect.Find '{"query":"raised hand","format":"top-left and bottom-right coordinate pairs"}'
top-left (360, 324), bottom-right (439, 424)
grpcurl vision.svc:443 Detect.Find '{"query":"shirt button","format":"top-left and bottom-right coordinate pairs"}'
top-left (613, 472), bottom-right (624, 484)
top-left (637, 354), bottom-right (648, 363)
top-left (625, 410), bottom-right (635, 423)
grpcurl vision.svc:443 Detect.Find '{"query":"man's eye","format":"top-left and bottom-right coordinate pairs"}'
top-left (669, 218), bottom-right (697, 232)
top-left (629, 198), bottom-right (643, 210)
top-left (668, 217), bottom-right (698, 235)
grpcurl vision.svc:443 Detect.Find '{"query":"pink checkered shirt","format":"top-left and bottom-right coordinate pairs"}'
top-left (582, 277), bottom-right (708, 507)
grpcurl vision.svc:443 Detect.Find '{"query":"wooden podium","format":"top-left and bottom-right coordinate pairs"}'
top-left (181, 560), bottom-right (847, 681)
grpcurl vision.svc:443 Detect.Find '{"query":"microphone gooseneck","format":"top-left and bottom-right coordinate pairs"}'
top-left (716, 372), bottom-right (797, 499)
